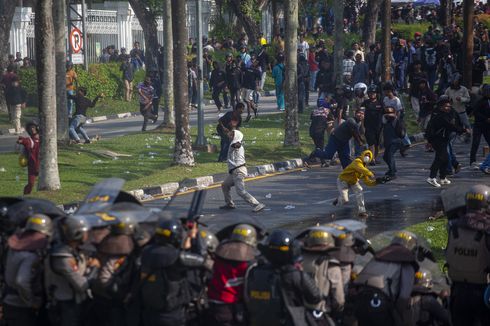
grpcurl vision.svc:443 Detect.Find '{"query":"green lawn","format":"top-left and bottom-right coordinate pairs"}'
top-left (407, 218), bottom-right (448, 269)
top-left (0, 110), bottom-right (314, 203)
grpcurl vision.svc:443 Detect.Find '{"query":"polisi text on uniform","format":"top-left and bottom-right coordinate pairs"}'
top-left (454, 247), bottom-right (478, 257)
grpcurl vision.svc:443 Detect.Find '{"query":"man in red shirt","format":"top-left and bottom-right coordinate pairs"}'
top-left (17, 121), bottom-right (40, 194)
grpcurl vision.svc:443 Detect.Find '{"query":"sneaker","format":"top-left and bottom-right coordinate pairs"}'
top-left (439, 178), bottom-right (451, 185)
top-left (332, 198), bottom-right (338, 206)
top-left (219, 204), bottom-right (236, 210)
top-left (253, 203), bottom-right (266, 212)
top-left (84, 140), bottom-right (91, 144)
top-left (471, 162), bottom-right (481, 170)
top-left (321, 161), bottom-right (330, 168)
top-left (358, 212), bottom-right (369, 218)
top-left (426, 178), bottom-right (441, 188)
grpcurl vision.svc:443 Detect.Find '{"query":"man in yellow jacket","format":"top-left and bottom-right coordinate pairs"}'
top-left (333, 149), bottom-right (377, 218)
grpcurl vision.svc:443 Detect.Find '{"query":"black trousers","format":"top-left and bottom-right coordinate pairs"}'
top-left (429, 140), bottom-right (449, 179)
top-left (142, 308), bottom-right (185, 326)
top-left (3, 304), bottom-right (38, 326)
top-left (212, 86), bottom-right (229, 110)
top-left (450, 283), bottom-right (490, 326)
top-left (470, 125), bottom-right (490, 164)
top-left (206, 303), bottom-right (245, 326)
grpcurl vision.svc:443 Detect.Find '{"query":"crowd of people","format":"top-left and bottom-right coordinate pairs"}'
top-left (1, 180), bottom-right (490, 326)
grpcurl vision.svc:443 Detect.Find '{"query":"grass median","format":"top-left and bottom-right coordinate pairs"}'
top-left (407, 218), bottom-right (448, 269)
top-left (0, 111), bottom-right (314, 204)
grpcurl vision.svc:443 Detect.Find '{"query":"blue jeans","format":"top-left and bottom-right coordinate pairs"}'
top-left (383, 139), bottom-right (403, 176)
top-left (480, 153), bottom-right (490, 172)
top-left (67, 90), bottom-right (76, 117)
top-left (275, 85), bottom-right (285, 110)
top-left (309, 70), bottom-right (318, 91)
top-left (69, 115), bottom-right (89, 141)
top-left (314, 136), bottom-right (351, 168)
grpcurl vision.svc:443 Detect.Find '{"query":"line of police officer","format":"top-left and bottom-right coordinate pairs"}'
top-left (0, 182), bottom-right (489, 326)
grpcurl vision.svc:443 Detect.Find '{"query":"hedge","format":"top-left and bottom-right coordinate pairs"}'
top-left (18, 63), bottom-right (146, 105)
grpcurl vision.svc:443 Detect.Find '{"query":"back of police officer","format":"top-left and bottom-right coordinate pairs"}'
top-left (3, 214), bottom-right (53, 326)
top-left (348, 231), bottom-right (419, 326)
top-left (139, 217), bottom-right (205, 326)
top-left (301, 228), bottom-right (344, 325)
top-left (245, 229), bottom-right (321, 326)
top-left (446, 184), bottom-right (490, 326)
top-left (44, 216), bottom-right (99, 326)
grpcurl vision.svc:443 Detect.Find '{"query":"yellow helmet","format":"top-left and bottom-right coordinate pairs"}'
top-left (19, 154), bottom-right (28, 168)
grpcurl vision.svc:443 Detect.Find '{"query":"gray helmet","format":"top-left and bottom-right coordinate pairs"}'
top-left (62, 216), bottom-right (89, 242)
top-left (229, 224), bottom-right (257, 247)
top-left (303, 228), bottom-right (335, 251)
top-left (414, 268), bottom-right (433, 289)
top-left (465, 184), bottom-right (490, 212)
top-left (111, 215), bottom-right (138, 236)
top-left (391, 230), bottom-right (417, 251)
top-left (25, 213), bottom-right (54, 237)
top-left (200, 229), bottom-right (219, 253)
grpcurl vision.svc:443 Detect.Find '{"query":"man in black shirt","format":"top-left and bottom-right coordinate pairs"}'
top-left (68, 87), bottom-right (103, 144)
top-left (209, 61), bottom-right (229, 112)
top-left (362, 85), bottom-right (383, 164)
top-left (216, 103), bottom-right (244, 162)
top-left (225, 54), bottom-right (241, 109)
top-left (256, 45), bottom-right (269, 91)
top-left (241, 59), bottom-right (261, 122)
top-left (120, 56), bottom-right (134, 101)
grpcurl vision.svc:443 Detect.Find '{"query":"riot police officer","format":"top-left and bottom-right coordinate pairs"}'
top-left (91, 216), bottom-right (139, 326)
top-left (409, 268), bottom-right (451, 326)
top-left (244, 229), bottom-right (321, 326)
top-left (301, 228), bottom-right (345, 325)
top-left (446, 184), bottom-right (490, 325)
top-left (347, 230), bottom-right (419, 326)
top-left (3, 214), bottom-right (53, 326)
top-left (207, 224), bottom-right (259, 326)
top-left (44, 216), bottom-right (100, 326)
top-left (139, 217), bottom-right (205, 326)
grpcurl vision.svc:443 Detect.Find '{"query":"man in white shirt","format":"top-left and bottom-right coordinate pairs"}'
top-left (298, 33), bottom-right (310, 58)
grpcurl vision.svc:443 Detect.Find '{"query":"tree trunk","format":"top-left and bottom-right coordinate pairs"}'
top-left (160, 0), bottom-right (175, 128)
top-left (271, 0), bottom-right (280, 37)
top-left (439, 0), bottom-right (451, 29)
top-left (228, 0), bottom-right (259, 45)
top-left (362, 0), bottom-right (382, 47)
top-left (381, 0), bottom-right (391, 82)
top-left (128, 0), bottom-right (159, 72)
top-left (284, 0), bottom-right (299, 146)
top-left (462, 0), bottom-right (474, 88)
top-left (35, 0), bottom-right (61, 191)
top-left (172, 0), bottom-right (194, 166)
top-left (333, 0), bottom-right (345, 86)
top-left (53, 0), bottom-right (68, 142)
top-left (0, 1), bottom-right (17, 114)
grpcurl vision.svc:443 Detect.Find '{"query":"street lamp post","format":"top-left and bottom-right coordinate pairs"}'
top-left (195, 0), bottom-right (206, 146)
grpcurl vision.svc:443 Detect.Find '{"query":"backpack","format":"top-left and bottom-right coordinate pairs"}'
top-left (424, 48), bottom-right (437, 68)
top-left (140, 268), bottom-right (190, 312)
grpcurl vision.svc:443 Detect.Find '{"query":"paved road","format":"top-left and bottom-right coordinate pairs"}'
top-left (0, 95), bottom-right (284, 153)
top-left (145, 140), bottom-right (487, 237)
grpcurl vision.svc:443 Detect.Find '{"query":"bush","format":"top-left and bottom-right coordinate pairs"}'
top-left (18, 63), bottom-right (146, 102)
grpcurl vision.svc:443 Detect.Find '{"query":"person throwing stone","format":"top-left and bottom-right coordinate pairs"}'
top-left (220, 130), bottom-right (265, 212)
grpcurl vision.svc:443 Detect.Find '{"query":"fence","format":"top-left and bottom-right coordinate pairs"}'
top-left (10, 1), bottom-right (215, 65)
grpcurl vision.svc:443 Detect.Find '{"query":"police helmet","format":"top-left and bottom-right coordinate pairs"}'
top-left (367, 84), bottom-right (378, 94)
top-left (62, 216), bottom-right (89, 242)
top-left (414, 268), bottom-right (433, 289)
top-left (111, 215), bottom-right (138, 236)
top-left (391, 230), bottom-right (417, 251)
top-left (200, 229), bottom-right (219, 253)
top-left (465, 184), bottom-right (490, 212)
top-left (342, 84), bottom-right (354, 96)
top-left (303, 228), bottom-right (335, 251)
top-left (354, 83), bottom-right (367, 96)
top-left (154, 217), bottom-right (183, 247)
top-left (266, 230), bottom-right (301, 265)
top-left (25, 213), bottom-right (54, 237)
top-left (229, 224), bottom-right (257, 247)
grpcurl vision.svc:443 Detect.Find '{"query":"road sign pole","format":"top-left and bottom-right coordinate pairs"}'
top-left (195, 0), bottom-right (206, 147)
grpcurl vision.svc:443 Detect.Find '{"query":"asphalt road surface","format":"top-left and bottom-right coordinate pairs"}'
top-left (0, 95), bottom-right (283, 153)
top-left (145, 140), bottom-right (488, 237)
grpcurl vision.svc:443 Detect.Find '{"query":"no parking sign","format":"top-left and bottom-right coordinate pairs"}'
top-left (70, 27), bottom-right (83, 54)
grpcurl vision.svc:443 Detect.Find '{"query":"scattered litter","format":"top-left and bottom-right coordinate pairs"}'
top-left (92, 160), bottom-right (103, 164)
top-left (149, 156), bottom-right (155, 159)
top-left (113, 157), bottom-right (119, 160)
top-left (185, 168), bottom-right (192, 172)
top-left (264, 208), bottom-right (272, 211)
top-left (139, 154), bottom-right (145, 159)
top-left (77, 152), bottom-right (81, 155)
top-left (301, 169), bottom-right (307, 172)
top-left (142, 194), bottom-right (154, 200)
top-left (426, 226), bottom-right (435, 232)
top-left (148, 152), bottom-right (158, 155)
top-left (393, 195), bottom-right (398, 198)
top-left (265, 193), bottom-right (272, 199)
top-left (156, 136), bottom-right (162, 141)
top-left (212, 135), bottom-right (220, 139)
top-left (15, 176), bottom-right (19, 182)
top-left (277, 132), bottom-right (283, 136)
top-left (138, 162), bottom-right (145, 165)
top-left (284, 205), bottom-right (295, 210)
top-left (125, 171), bottom-right (131, 174)
top-left (252, 141), bottom-right (256, 144)
top-left (0, 167), bottom-right (5, 172)
top-left (426, 239), bottom-right (432, 244)
top-left (146, 145), bottom-right (151, 149)
top-left (163, 197), bottom-right (171, 201)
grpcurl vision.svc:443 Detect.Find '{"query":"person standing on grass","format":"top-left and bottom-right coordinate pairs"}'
top-left (444, 73), bottom-right (471, 143)
top-left (138, 77), bottom-right (157, 132)
top-left (68, 87), bottom-right (103, 144)
top-left (470, 84), bottom-right (490, 169)
top-left (17, 121), bottom-right (40, 195)
top-left (272, 54), bottom-right (285, 111)
top-left (5, 77), bottom-right (27, 134)
top-left (120, 55), bottom-right (134, 102)
top-left (220, 130), bottom-right (265, 213)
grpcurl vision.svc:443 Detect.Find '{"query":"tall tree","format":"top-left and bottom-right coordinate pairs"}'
top-left (228, 0), bottom-right (259, 45)
top-left (271, 0), bottom-right (281, 37)
top-left (172, 0), bottom-right (194, 165)
top-left (53, 0), bottom-right (68, 142)
top-left (0, 1), bottom-right (17, 114)
top-left (128, 0), bottom-right (161, 72)
top-left (439, 0), bottom-right (451, 29)
top-left (160, 0), bottom-right (175, 128)
top-left (284, 0), bottom-right (299, 146)
top-left (462, 0), bottom-right (474, 88)
top-left (381, 0), bottom-right (392, 82)
top-left (333, 0), bottom-right (345, 86)
top-left (35, 0), bottom-right (61, 191)
top-left (362, 0), bottom-right (383, 47)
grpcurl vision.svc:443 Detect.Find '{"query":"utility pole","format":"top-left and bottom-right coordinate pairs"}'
top-left (462, 0), bottom-right (474, 88)
top-left (81, 0), bottom-right (88, 70)
top-left (195, 0), bottom-right (206, 146)
top-left (381, 0), bottom-right (392, 82)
